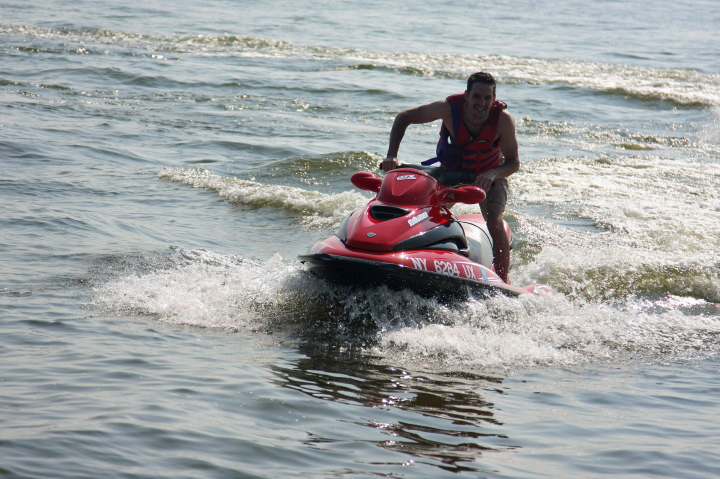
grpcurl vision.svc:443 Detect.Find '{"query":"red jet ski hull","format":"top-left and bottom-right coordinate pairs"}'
top-left (299, 167), bottom-right (553, 300)
top-left (300, 230), bottom-right (549, 300)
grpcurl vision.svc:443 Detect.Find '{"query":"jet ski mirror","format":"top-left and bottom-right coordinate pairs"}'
top-left (351, 171), bottom-right (382, 192)
top-left (440, 185), bottom-right (486, 205)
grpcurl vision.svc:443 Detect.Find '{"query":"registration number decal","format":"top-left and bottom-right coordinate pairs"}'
top-left (409, 258), bottom-right (489, 283)
top-left (434, 260), bottom-right (460, 277)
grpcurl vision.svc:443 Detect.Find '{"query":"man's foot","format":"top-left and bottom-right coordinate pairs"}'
top-left (492, 244), bottom-right (510, 284)
top-left (494, 262), bottom-right (510, 284)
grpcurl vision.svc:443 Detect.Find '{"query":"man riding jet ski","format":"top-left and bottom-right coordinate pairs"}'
top-left (382, 71), bottom-right (516, 283)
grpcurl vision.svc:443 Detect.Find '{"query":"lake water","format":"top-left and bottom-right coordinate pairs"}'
top-left (1, 0), bottom-right (719, 477)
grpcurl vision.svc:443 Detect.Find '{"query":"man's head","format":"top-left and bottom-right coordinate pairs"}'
top-left (464, 72), bottom-right (497, 122)
top-left (466, 72), bottom-right (496, 95)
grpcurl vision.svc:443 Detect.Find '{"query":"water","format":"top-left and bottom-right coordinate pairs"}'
top-left (2, 0), bottom-right (719, 477)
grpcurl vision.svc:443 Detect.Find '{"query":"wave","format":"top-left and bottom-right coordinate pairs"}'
top-left (251, 151), bottom-right (382, 185)
top-left (158, 158), bottom-right (720, 304)
top-left (91, 247), bottom-right (720, 371)
top-left (512, 155), bottom-right (720, 252)
top-left (509, 154), bottom-right (720, 302)
top-left (157, 166), bottom-right (369, 229)
top-left (517, 117), bottom-right (711, 155)
top-left (4, 23), bottom-right (720, 107)
top-left (375, 292), bottom-right (720, 370)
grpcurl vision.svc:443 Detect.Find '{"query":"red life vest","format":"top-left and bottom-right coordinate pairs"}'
top-left (422, 94), bottom-right (507, 176)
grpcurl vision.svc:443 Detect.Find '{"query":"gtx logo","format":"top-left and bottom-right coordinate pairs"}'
top-left (407, 211), bottom-right (428, 226)
top-left (397, 174), bottom-right (417, 181)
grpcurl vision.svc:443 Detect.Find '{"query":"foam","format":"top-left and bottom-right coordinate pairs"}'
top-left (92, 250), bottom-right (299, 331)
top-left (5, 24), bottom-right (720, 106)
top-left (92, 248), bottom-right (720, 371)
top-left (375, 292), bottom-right (720, 371)
top-left (158, 167), bottom-right (368, 229)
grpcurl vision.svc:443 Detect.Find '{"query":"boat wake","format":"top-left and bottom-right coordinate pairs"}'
top-left (90, 247), bottom-right (720, 371)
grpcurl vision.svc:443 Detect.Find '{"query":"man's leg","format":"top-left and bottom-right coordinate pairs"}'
top-left (480, 179), bottom-right (510, 283)
top-left (486, 214), bottom-right (510, 283)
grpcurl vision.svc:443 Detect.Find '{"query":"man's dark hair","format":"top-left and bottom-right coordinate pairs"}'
top-left (466, 72), bottom-right (496, 92)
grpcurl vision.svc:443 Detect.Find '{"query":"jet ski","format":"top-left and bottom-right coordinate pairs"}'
top-left (299, 165), bottom-right (553, 300)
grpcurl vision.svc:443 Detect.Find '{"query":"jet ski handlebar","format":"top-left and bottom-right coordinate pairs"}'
top-left (377, 163), bottom-right (475, 186)
top-left (354, 167), bottom-right (485, 205)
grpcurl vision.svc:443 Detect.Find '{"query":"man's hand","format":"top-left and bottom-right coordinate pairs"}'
top-left (381, 157), bottom-right (399, 172)
top-left (473, 170), bottom-right (497, 191)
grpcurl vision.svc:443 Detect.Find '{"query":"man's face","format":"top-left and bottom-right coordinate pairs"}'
top-left (464, 83), bottom-right (496, 121)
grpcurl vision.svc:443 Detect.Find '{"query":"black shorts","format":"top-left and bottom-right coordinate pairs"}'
top-left (480, 178), bottom-right (508, 218)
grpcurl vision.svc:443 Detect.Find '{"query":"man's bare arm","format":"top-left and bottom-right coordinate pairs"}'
top-left (382, 100), bottom-right (450, 171)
